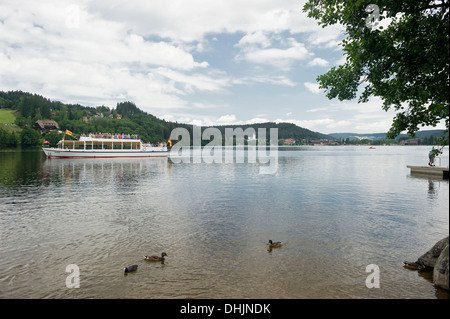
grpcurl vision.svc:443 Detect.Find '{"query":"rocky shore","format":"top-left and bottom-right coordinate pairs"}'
top-left (404, 236), bottom-right (449, 291)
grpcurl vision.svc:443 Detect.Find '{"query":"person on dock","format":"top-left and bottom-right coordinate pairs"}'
top-left (428, 147), bottom-right (436, 166)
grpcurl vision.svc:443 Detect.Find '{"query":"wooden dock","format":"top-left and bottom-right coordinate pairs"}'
top-left (407, 165), bottom-right (449, 179)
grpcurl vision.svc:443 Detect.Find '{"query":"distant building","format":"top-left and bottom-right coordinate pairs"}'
top-left (34, 120), bottom-right (59, 133)
top-left (116, 113), bottom-right (122, 119)
top-left (308, 139), bottom-right (328, 146)
top-left (401, 138), bottom-right (419, 145)
top-left (280, 138), bottom-right (296, 145)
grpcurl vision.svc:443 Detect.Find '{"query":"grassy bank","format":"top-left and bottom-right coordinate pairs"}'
top-left (0, 109), bottom-right (16, 124)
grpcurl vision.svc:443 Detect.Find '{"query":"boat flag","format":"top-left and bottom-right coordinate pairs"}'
top-left (168, 139), bottom-right (172, 147)
top-left (65, 129), bottom-right (73, 136)
top-left (43, 139), bottom-right (50, 144)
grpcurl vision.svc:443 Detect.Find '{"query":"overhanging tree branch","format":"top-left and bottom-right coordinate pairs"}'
top-left (303, 0), bottom-right (449, 146)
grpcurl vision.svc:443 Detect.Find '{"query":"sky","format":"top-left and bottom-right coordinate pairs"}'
top-left (0, 0), bottom-right (445, 135)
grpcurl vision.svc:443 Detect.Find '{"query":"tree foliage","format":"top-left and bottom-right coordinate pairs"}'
top-left (20, 127), bottom-right (41, 148)
top-left (0, 90), bottom-right (188, 146)
top-left (0, 126), bottom-right (20, 148)
top-left (303, 0), bottom-right (449, 143)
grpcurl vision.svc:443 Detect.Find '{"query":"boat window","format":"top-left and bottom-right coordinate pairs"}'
top-left (64, 142), bottom-right (74, 150)
top-left (123, 142), bottom-right (131, 150)
top-left (113, 142), bottom-right (122, 149)
top-left (93, 142), bottom-right (102, 150)
top-left (85, 142), bottom-right (92, 150)
top-left (132, 142), bottom-right (139, 150)
top-left (75, 142), bottom-right (84, 150)
top-left (103, 142), bottom-right (112, 150)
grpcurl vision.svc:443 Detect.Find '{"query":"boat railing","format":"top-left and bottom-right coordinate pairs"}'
top-left (79, 134), bottom-right (140, 141)
top-left (58, 139), bottom-right (141, 150)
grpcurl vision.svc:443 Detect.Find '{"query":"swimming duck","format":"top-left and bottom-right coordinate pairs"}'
top-left (403, 261), bottom-right (426, 271)
top-left (144, 252), bottom-right (168, 261)
top-left (268, 240), bottom-right (282, 249)
top-left (124, 265), bottom-right (138, 273)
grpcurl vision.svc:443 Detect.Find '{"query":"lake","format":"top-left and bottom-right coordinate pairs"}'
top-left (0, 145), bottom-right (448, 299)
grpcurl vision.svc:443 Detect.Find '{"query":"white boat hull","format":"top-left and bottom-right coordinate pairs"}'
top-left (43, 148), bottom-right (169, 158)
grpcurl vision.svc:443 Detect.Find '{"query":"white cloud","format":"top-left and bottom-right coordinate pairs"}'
top-left (87, 0), bottom-right (320, 42)
top-left (154, 68), bottom-right (232, 94)
top-left (161, 113), bottom-right (242, 127)
top-left (124, 35), bottom-right (209, 71)
top-left (236, 31), bottom-right (272, 49)
top-left (0, 0), bottom-right (216, 113)
top-left (304, 82), bottom-right (323, 94)
top-left (2, 0), bottom-right (389, 136)
top-left (161, 113), bottom-right (272, 127)
top-left (234, 75), bottom-right (296, 87)
top-left (307, 57), bottom-right (329, 67)
top-left (246, 117), bottom-right (271, 124)
top-left (290, 98), bottom-right (399, 133)
top-left (237, 38), bottom-right (312, 70)
top-left (307, 24), bottom-right (345, 49)
top-left (216, 114), bottom-right (239, 125)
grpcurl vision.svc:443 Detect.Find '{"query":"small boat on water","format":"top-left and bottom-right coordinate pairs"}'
top-left (43, 132), bottom-right (169, 158)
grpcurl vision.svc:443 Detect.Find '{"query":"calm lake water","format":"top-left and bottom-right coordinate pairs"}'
top-left (0, 145), bottom-right (448, 299)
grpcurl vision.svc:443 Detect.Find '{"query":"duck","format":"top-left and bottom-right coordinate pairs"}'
top-left (124, 265), bottom-right (138, 273)
top-left (144, 252), bottom-right (168, 262)
top-left (403, 260), bottom-right (426, 271)
top-left (268, 240), bottom-right (282, 249)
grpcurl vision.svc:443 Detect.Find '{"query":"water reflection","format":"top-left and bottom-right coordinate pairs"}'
top-left (0, 150), bottom-right (46, 187)
top-left (407, 173), bottom-right (448, 200)
top-left (427, 179), bottom-right (437, 199)
top-left (0, 147), bottom-right (448, 299)
top-left (41, 157), bottom-right (169, 191)
top-left (43, 157), bottom-right (170, 178)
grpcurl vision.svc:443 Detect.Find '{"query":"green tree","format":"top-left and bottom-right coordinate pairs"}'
top-left (303, 0), bottom-right (449, 144)
top-left (0, 127), bottom-right (19, 148)
top-left (43, 130), bottom-right (64, 147)
top-left (20, 127), bottom-right (41, 148)
top-left (116, 101), bottom-right (142, 117)
top-left (40, 102), bottom-right (51, 119)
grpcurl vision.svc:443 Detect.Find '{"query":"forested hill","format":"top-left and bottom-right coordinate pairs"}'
top-left (0, 90), bottom-right (329, 146)
top-left (211, 122), bottom-right (330, 141)
top-left (0, 90), bottom-right (187, 144)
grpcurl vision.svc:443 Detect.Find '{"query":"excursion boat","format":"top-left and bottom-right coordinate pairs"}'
top-left (43, 134), bottom-right (169, 158)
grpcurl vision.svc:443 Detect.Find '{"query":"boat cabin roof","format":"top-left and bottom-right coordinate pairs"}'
top-left (78, 136), bottom-right (141, 142)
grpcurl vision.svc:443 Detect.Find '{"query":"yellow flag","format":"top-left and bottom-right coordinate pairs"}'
top-left (65, 130), bottom-right (73, 136)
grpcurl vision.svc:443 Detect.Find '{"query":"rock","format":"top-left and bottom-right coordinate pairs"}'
top-left (417, 236), bottom-right (449, 268)
top-left (404, 236), bottom-right (449, 291)
top-left (403, 260), bottom-right (426, 271)
top-left (433, 245), bottom-right (449, 291)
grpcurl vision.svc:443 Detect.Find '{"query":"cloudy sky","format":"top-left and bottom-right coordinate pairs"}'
top-left (0, 0), bottom-right (443, 134)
